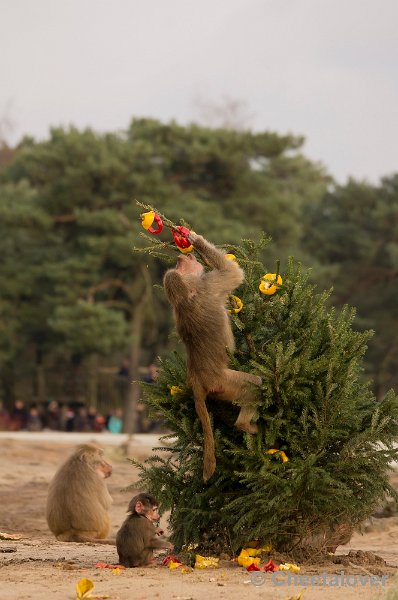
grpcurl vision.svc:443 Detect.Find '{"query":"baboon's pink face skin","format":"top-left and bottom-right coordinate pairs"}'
top-left (176, 253), bottom-right (204, 276)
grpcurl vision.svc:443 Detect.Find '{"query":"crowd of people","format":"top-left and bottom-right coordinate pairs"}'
top-left (0, 363), bottom-right (164, 434)
top-left (0, 399), bottom-right (126, 434)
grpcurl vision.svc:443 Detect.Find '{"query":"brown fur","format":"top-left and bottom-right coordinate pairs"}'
top-left (116, 493), bottom-right (173, 567)
top-left (163, 232), bottom-right (261, 482)
top-left (46, 443), bottom-right (114, 543)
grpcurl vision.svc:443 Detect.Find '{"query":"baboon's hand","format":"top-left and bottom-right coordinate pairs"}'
top-left (188, 232), bottom-right (206, 248)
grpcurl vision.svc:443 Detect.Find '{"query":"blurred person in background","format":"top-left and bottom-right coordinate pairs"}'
top-left (107, 407), bottom-right (123, 433)
top-left (9, 399), bottom-right (28, 430)
top-left (43, 400), bottom-right (62, 430)
top-left (0, 401), bottom-right (10, 430)
top-left (26, 405), bottom-right (43, 431)
top-left (73, 405), bottom-right (92, 432)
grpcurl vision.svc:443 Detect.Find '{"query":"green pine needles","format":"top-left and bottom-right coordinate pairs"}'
top-left (130, 233), bottom-right (398, 555)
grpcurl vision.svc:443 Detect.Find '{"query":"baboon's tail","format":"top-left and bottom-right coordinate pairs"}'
top-left (193, 387), bottom-right (216, 482)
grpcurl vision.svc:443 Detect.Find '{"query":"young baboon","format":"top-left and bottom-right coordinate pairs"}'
top-left (163, 232), bottom-right (261, 482)
top-left (46, 443), bottom-right (114, 543)
top-left (116, 493), bottom-right (173, 567)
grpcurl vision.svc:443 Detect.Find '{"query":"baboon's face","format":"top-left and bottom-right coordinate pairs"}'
top-left (176, 253), bottom-right (203, 276)
top-left (96, 458), bottom-right (112, 479)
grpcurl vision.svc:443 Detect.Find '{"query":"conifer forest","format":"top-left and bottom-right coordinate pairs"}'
top-left (1, 119), bottom-right (397, 414)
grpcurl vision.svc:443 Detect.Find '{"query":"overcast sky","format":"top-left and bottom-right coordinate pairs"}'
top-left (1, 0), bottom-right (397, 183)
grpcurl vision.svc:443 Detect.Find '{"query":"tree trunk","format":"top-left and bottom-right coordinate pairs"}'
top-left (122, 306), bottom-right (144, 434)
top-left (86, 353), bottom-right (98, 408)
top-left (122, 265), bottom-right (153, 434)
top-left (35, 347), bottom-right (46, 404)
top-left (0, 361), bottom-right (15, 408)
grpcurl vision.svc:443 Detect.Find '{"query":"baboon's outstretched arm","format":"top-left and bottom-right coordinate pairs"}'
top-left (189, 233), bottom-right (244, 294)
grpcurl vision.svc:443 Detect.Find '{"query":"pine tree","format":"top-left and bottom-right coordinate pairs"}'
top-left (130, 219), bottom-right (398, 557)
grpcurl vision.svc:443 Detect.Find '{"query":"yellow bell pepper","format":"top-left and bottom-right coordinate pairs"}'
top-left (266, 448), bottom-right (289, 463)
top-left (237, 552), bottom-right (261, 568)
top-left (227, 295), bottom-right (243, 314)
top-left (140, 210), bottom-right (163, 234)
top-left (278, 562), bottom-right (300, 573)
top-left (141, 210), bottom-right (155, 230)
top-left (259, 273), bottom-right (283, 295)
top-left (168, 560), bottom-right (182, 569)
top-left (242, 547), bottom-right (261, 557)
top-left (170, 385), bottom-right (183, 396)
top-left (178, 244), bottom-right (193, 253)
top-left (194, 554), bottom-right (219, 569)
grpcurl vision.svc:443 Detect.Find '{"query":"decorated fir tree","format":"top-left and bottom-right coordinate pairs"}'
top-left (130, 207), bottom-right (398, 557)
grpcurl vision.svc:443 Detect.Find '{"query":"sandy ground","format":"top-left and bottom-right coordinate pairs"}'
top-left (0, 432), bottom-right (398, 600)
